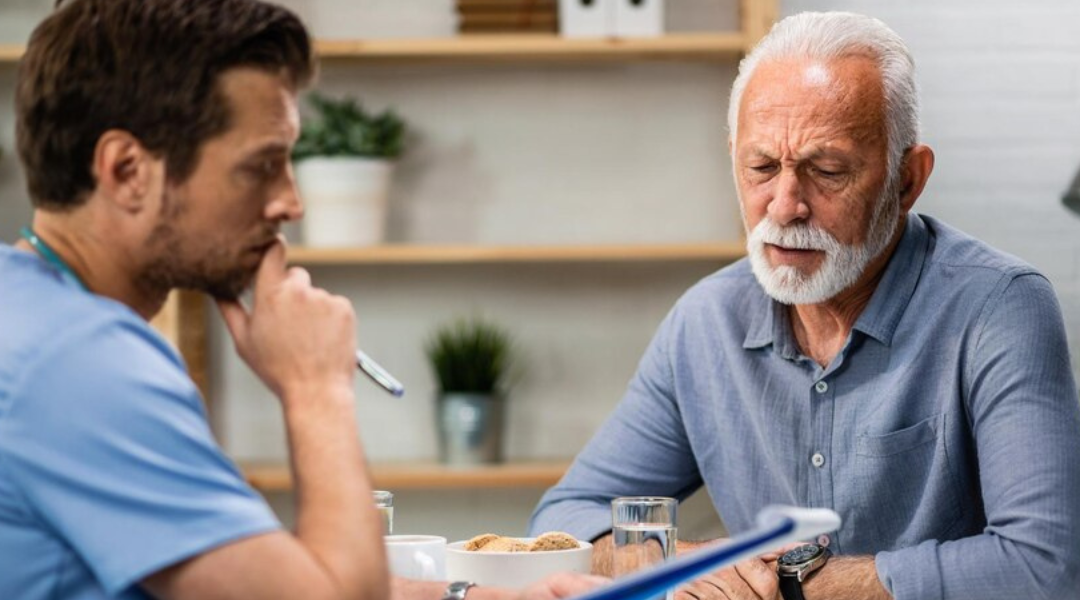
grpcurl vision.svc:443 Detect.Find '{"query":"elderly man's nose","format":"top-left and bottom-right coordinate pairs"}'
top-left (768, 171), bottom-right (810, 225)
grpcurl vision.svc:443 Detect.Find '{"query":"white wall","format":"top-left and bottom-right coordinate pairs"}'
top-left (2, 0), bottom-right (1079, 544)
top-left (784, 0), bottom-right (1080, 371)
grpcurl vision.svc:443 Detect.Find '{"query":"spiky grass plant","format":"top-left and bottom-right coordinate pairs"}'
top-left (425, 317), bottom-right (512, 394)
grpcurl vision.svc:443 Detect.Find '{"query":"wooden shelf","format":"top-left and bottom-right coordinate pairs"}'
top-left (243, 460), bottom-right (571, 492)
top-left (0, 33), bottom-right (749, 65)
top-left (0, 45), bottom-right (21, 63)
top-left (315, 33), bottom-right (749, 62)
top-left (287, 242), bottom-right (746, 265)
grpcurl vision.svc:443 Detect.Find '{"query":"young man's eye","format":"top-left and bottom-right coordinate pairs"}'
top-left (250, 160), bottom-right (279, 178)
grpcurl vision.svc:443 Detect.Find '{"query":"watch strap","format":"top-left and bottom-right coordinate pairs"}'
top-left (442, 581), bottom-right (478, 600)
top-left (778, 574), bottom-right (807, 600)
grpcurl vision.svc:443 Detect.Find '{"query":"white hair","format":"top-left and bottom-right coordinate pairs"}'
top-left (728, 11), bottom-right (920, 176)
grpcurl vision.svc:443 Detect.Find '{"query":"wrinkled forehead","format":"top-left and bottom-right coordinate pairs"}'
top-left (737, 55), bottom-right (888, 148)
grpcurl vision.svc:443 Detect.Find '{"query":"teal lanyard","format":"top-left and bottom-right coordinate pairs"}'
top-left (19, 226), bottom-right (88, 291)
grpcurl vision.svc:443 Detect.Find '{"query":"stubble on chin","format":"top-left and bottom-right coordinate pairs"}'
top-left (139, 225), bottom-right (263, 302)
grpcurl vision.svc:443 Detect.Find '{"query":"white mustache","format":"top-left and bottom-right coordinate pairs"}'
top-left (752, 219), bottom-right (841, 253)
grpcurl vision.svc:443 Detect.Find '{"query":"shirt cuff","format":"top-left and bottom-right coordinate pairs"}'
top-left (875, 539), bottom-right (944, 600)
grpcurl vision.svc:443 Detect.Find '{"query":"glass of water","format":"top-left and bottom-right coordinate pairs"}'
top-left (612, 497), bottom-right (677, 599)
top-left (374, 490), bottom-right (394, 535)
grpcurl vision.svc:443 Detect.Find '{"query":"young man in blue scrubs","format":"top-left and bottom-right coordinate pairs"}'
top-left (0, 2), bottom-right (602, 599)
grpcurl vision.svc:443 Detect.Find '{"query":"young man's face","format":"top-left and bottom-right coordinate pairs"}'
top-left (141, 67), bottom-right (303, 299)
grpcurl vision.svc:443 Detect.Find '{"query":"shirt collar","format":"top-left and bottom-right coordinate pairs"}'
top-left (743, 283), bottom-right (778, 350)
top-left (743, 212), bottom-right (929, 350)
top-left (851, 212), bottom-right (929, 346)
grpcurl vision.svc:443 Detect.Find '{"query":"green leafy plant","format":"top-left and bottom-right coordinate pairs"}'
top-left (425, 317), bottom-right (513, 395)
top-left (292, 92), bottom-right (406, 161)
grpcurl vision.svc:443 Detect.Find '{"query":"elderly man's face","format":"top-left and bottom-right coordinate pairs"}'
top-left (734, 56), bottom-right (895, 304)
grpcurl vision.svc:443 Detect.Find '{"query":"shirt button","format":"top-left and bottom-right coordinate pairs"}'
top-left (814, 381), bottom-right (829, 394)
top-left (811, 452), bottom-right (826, 468)
top-left (817, 534), bottom-right (831, 547)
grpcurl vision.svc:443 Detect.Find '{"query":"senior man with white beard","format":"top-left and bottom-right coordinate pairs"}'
top-left (529, 11), bottom-right (1080, 600)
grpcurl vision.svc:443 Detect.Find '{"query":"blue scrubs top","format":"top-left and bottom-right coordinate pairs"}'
top-left (0, 244), bottom-right (279, 599)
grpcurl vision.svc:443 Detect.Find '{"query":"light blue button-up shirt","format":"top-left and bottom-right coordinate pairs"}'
top-left (530, 214), bottom-right (1080, 599)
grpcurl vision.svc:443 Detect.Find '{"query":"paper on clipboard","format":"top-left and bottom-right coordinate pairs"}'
top-left (566, 506), bottom-right (842, 600)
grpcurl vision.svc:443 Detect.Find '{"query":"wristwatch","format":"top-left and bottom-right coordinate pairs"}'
top-left (441, 581), bottom-right (478, 600)
top-left (777, 543), bottom-right (830, 600)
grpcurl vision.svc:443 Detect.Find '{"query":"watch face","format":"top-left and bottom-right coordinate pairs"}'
top-left (778, 544), bottom-right (824, 567)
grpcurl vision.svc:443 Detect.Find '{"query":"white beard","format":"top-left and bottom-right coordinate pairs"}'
top-left (747, 189), bottom-right (900, 305)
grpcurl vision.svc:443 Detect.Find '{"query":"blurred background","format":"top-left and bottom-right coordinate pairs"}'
top-left (1, 0), bottom-right (1078, 543)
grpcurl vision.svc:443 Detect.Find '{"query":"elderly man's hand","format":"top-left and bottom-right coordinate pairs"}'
top-left (674, 556), bottom-right (779, 600)
top-left (671, 540), bottom-right (806, 600)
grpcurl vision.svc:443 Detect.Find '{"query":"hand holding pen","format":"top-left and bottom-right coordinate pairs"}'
top-left (217, 238), bottom-right (404, 398)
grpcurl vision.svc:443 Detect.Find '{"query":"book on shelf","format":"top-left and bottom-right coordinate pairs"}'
top-left (457, 0), bottom-right (558, 34)
top-left (459, 14), bottom-right (558, 34)
top-left (457, 0), bottom-right (557, 11)
top-left (459, 13), bottom-right (558, 27)
top-left (459, 24), bottom-right (559, 34)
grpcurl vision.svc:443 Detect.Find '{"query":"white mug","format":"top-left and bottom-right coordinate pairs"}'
top-left (385, 535), bottom-right (447, 581)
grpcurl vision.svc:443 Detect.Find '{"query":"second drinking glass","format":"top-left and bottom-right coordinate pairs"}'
top-left (611, 496), bottom-right (678, 600)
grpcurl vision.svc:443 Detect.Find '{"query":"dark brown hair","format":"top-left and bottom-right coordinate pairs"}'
top-left (16, 0), bottom-right (315, 209)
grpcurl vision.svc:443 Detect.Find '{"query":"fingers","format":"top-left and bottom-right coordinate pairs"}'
top-left (216, 299), bottom-right (249, 344)
top-left (677, 560), bottom-right (777, 600)
top-left (681, 572), bottom-right (735, 599)
top-left (286, 266), bottom-right (311, 287)
top-left (734, 558), bottom-right (779, 599)
top-left (253, 235), bottom-right (289, 293)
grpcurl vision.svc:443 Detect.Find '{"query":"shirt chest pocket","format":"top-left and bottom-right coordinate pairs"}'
top-left (847, 413), bottom-right (963, 550)
top-left (856, 414), bottom-right (939, 456)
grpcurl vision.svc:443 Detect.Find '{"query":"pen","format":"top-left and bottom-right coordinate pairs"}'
top-left (355, 349), bottom-right (405, 397)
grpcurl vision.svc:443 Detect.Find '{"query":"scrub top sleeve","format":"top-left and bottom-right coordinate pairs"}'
top-left (1, 317), bottom-right (281, 595)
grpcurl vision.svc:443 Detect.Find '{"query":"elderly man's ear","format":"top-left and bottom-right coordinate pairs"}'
top-left (92, 129), bottom-right (166, 216)
top-left (899, 144), bottom-right (935, 212)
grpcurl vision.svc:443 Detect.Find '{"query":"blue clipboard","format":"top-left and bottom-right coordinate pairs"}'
top-left (567, 506), bottom-right (841, 600)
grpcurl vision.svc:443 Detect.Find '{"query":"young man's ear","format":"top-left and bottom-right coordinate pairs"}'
top-left (92, 130), bottom-right (162, 213)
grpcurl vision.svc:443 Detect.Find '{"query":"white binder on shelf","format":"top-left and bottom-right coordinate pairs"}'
top-left (613, 0), bottom-right (663, 37)
top-left (558, 0), bottom-right (613, 38)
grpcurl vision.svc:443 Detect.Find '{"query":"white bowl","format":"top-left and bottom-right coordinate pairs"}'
top-left (446, 538), bottom-right (593, 588)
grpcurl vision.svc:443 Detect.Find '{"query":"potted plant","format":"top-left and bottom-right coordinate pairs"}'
top-left (425, 317), bottom-right (514, 466)
top-left (291, 93), bottom-right (406, 247)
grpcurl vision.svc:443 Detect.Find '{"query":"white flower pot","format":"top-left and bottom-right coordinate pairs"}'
top-left (295, 157), bottom-right (393, 247)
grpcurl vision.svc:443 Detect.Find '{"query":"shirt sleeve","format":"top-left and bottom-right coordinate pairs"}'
top-left (528, 306), bottom-right (703, 540)
top-left (0, 313), bottom-right (280, 596)
top-left (875, 272), bottom-right (1080, 600)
